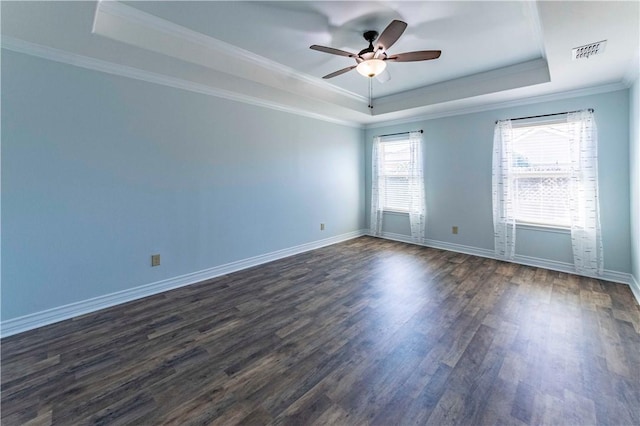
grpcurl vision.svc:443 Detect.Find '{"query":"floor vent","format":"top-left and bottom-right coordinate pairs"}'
top-left (572, 40), bottom-right (607, 60)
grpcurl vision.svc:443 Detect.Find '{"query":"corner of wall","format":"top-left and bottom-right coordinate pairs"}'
top-left (630, 274), bottom-right (640, 306)
top-left (630, 76), bottom-right (640, 305)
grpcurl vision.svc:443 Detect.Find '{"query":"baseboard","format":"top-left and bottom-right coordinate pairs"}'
top-left (512, 254), bottom-right (632, 285)
top-left (378, 231), bottom-right (496, 259)
top-left (3, 230), bottom-right (632, 338)
top-left (374, 232), bottom-right (633, 286)
top-left (1, 229), bottom-right (367, 338)
top-left (425, 238), bottom-right (496, 259)
top-left (630, 275), bottom-right (640, 305)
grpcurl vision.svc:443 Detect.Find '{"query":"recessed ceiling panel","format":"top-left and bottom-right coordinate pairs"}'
top-left (124, 1), bottom-right (545, 98)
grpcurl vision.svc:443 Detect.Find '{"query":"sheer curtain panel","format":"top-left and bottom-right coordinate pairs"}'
top-left (407, 131), bottom-right (426, 244)
top-left (492, 120), bottom-right (516, 260)
top-left (567, 110), bottom-right (603, 276)
top-left (370, 136), bottom-right (384, 236)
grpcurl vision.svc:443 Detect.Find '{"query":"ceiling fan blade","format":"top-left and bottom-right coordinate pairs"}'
top-left (322, 65), bottom-right (357, 79)
top-left (376, 69), bottom-right (391, 83)
top-left (376, 20), bottom-right (407, 51)
top-left (386, 50), bottom-right (442, 62)
top-left (310, 45), bottom-right (357, 58)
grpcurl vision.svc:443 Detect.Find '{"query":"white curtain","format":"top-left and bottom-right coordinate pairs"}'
top-left (492, 120), bottom-right (516, 260)
top-left (407, 131), bottom-right (426, 244)
top-left (567, 110), bottom-right (603, 276)
top-left (370, 132), bottom-right (426, 243)
top-left (370, 136), bottom-right (384, 236)
top-left (493, 110), bottom-right (603, 275)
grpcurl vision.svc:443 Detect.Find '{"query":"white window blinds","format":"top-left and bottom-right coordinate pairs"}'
top-left (510, 122), bottom-right (573, 227)
top-left (379, 140), bottom-right (412, 212)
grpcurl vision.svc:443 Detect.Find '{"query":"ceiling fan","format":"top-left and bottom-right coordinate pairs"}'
top-left (310, 20), bottom-right (441, 81)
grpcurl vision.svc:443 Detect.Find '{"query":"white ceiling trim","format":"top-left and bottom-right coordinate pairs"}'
top-left (1, 36), bottom-right (360, 128)
top-left (2, 1), bottom-right (637, 129)
top-left (93, 1), bottom-right (367, 104)
top-left (4, 34), bottom-right (626, 132)
top-left (364, 81), bottom-right (628, 129)
top-left (373, 58), bottom-right (551, 115)
top-left (92, 1), bottom-right (557, 120)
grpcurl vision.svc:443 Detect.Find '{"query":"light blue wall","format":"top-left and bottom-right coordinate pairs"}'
top-left (365, 90), bottom-right (631, 274)
top-left (1, 50), bottom-right (365, 320)
top-left (2, 45), bottom-right (634, 322)
top-left (630, 77), bottom-right (640, 285)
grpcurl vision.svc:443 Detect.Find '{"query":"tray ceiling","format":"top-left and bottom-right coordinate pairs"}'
top-left (2, 1), bottom-right (638, 126)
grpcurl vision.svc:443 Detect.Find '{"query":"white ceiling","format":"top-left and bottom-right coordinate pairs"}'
top-left (122, 1), bottom-right (545, 98)
top-left (2, 1), bottom-right (638, 126)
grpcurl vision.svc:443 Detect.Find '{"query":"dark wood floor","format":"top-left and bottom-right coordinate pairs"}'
top-left (2, 236), bottom-right (639, 425)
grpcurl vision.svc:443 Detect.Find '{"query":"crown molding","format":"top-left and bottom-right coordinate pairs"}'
top-left (4, 34), bottom-right (628, 132)
top-left (365, 81), bottom-right (628, 129)
top-left (1, 36), bottom-right (361, 128)
top-left (94, 1), bottom-right (367, 104)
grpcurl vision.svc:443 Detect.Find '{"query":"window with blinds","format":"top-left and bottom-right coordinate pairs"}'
top-left (379, 139), bottom-right (411, 211)
top-left (510, 121), bottom-right (572, 227)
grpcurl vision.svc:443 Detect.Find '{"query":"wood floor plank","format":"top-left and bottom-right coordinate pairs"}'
top-left (2, 236), bottom-right (638, 425)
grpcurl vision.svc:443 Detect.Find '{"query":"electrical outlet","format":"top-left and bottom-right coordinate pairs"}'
top-left (452, 226), bottom-right (458, 235)
top-left (151, 254), bottom-right (161, 267)
top-left (320, 223), bottom-right (325, 231)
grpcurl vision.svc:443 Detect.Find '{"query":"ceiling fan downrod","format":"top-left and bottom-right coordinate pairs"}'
top-left (368, 77), bottom-right (373, 110)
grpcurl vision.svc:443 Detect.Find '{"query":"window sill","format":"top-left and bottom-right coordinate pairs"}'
top-left (383, 210), bottom-right (409, 216)
top-left (516, 222), bottom-right (570, 234)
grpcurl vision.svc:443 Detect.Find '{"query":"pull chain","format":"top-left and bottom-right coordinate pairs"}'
top-left (368, 77), bottom-right (373, 110)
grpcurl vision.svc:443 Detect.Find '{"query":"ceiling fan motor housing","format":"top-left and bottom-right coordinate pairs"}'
top-left (363, 31), bottom-right (379, 43)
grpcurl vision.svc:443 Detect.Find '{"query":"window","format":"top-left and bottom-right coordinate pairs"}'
top-left (370, 131), bottom-right (426, 244)
top-left (510, 121), bottom-right (573, 227)
top-left (379, 140), bottom-right (412, 212)
top-left (492, 109), bottom-right (603, 276)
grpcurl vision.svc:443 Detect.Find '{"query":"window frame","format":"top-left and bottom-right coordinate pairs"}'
top-left (376, 137), bottom-right (413, 214)
top-left (509, 119), bottom-right (574, 230)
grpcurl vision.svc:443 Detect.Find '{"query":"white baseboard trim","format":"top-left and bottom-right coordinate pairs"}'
top-left (511, 254), bottom-right (632, 285)
top-left (378, 231), bottom-right (499, 259)
top-left (630, 275), bottom-right (640, 305)
top-left (379, 231), bottom-right (496, 259)
top-left (373, 231), bottom-right (633, 286)
top-left (1, 230), bottom-right (367, 338)
top-left (426, 238), bottom-right (496, 259)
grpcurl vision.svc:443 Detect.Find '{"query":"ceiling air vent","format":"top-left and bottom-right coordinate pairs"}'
top-left (572, 40), bottom-right (607, 60)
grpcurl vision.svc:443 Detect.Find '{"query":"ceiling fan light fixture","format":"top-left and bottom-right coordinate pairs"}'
top-left (356, 59), bottom-right (387, 78)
